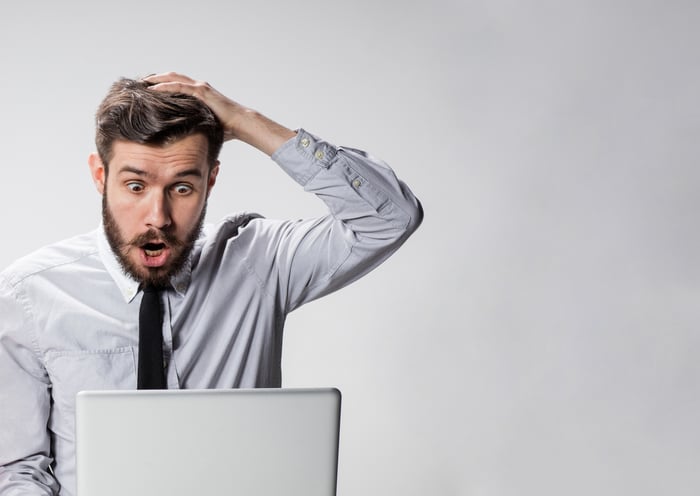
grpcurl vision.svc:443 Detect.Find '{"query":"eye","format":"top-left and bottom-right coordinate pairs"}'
top-left (126, 182), bottom-right (144, 193)
top-left (173, 183), bottom-right (193, 195)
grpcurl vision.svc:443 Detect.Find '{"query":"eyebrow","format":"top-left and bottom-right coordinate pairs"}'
top-left (117, 166), bottom-right (204, 179)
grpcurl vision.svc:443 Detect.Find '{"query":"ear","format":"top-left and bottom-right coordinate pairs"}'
top-left (206, 161), bottom-right (220, 197)
top-left (88, 152), bottom-right (106, 195)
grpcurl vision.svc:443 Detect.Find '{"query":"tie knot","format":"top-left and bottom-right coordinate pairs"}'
top-left (142, 285), bottom-right (159, 294)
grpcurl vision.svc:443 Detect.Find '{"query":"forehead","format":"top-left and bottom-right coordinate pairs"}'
top-left (110, 134), bottom-right (209, 174)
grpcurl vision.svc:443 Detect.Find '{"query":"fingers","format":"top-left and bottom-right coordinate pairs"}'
top-left (143, 72), bottom-right (196, 85)
top-left (146, 81), bottom-right (191, 95)
top-left (143, 72), bottom-right (212, 99)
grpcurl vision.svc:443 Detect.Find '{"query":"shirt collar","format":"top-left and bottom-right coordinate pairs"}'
top-left (97, 223), bottom-right (192, 303)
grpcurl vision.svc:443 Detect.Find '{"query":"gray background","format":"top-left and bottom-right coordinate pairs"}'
top-left (1, 0), bottom-right (698, 494)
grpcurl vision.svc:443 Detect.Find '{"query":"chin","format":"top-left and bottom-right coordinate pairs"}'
top-left (140, 268), bottom-right (174, 289)
top-left (124, 255), bottom-right (174, 288)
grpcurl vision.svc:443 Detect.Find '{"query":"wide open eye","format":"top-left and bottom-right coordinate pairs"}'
top-left (173, 184), bottom-right (193, 195)
top-left (126, 182), bottom-right (144, 193)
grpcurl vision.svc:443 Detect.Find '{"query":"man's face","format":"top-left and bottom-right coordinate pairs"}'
top-left (89, 133), bottom-right (219, 288)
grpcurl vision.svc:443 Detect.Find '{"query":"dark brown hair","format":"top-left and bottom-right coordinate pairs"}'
top-left (95, 78), bottom-right (223, 168)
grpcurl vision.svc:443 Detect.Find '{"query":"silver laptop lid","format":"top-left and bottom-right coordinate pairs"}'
top-left (76, 388), bottom-right (341, 496)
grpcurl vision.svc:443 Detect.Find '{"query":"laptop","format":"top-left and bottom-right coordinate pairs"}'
top-left (75, 388), bottom-right (341, 496)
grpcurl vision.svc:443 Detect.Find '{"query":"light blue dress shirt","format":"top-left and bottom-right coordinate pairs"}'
top-left (0, 129), bottom-right (422, 495)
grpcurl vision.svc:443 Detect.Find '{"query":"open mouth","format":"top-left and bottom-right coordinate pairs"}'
top-left (143, 242), bottom-right (167, 257)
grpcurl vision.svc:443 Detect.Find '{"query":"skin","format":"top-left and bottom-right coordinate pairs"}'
top-left (88, 134), bottom-right (218, 286)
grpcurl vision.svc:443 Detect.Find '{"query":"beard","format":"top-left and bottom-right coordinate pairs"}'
top-left (102, 191), bottom-right (206, 289)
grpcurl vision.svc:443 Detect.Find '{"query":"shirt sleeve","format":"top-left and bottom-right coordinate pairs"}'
top-left (264, 129), bottom-right (423, 312)
top-left (0, 278), bottom-right (60, 495)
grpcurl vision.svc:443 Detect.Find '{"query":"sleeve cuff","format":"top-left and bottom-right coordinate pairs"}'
top-left (271, 129), bottom-right (339, 186)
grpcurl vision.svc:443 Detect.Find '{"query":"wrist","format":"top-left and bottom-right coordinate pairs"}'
top-left (230, 109), bottom-right (295, 156)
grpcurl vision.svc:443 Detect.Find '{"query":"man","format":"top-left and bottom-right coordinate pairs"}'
top-left (0, 72), bottom-right (422, 495)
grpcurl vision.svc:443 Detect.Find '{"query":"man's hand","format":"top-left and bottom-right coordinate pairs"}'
top-left (144, 72), bottom-right (296, 156)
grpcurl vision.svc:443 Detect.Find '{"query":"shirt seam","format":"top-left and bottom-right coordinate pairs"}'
top-left (4, 249), bottom-right (99, 288)
top-left (313, 151), bottom-right (412, 234)
top-left (287, 238), bottom-right (354, 311)
top-left (6, 280), bottom-right (49, 377)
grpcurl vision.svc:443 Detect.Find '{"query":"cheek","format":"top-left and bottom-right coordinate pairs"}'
top-left (106, 195), bottom-right (141, 233)
top-left (174, 199), bottom-right (206, 227)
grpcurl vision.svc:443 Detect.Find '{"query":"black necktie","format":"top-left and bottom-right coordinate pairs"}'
top-left (137, 286), bottom-right (166, 389)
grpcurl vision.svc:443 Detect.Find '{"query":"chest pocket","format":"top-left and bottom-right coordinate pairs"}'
top-left (45, 346), bottom-right (137, 415)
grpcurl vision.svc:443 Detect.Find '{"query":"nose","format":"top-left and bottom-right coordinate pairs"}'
top-left (144, 191), bottom-right (172, 230)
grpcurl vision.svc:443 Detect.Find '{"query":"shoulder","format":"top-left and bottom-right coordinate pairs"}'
top-left (198, 212), bottom-right (286, 246)
top-left (0, 230), bottom-right (99, 290)
top-left (194, 212), bottom-right (312, 268)
top-left (200, 212), bottom-right (327, 248)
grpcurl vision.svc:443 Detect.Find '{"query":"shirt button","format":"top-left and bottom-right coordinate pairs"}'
top-left (301, 138), bottom-right (310, 147)
top-left (352, 179), bottom-right (362, 188)
top-left (314, 150), bottom-right (324, 160)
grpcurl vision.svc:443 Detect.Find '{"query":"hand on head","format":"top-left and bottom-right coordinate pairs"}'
top-left (143, 72), bottom-right (295, 156)
top-left (144, 72), bottom-right (248, 142)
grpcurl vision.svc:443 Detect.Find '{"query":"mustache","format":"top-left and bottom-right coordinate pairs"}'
top-left (126, 228), bottom-right (184, 249)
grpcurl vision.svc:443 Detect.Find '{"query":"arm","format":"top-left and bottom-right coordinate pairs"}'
top-left (0, 280), bottom-right (59, 495)
top-left (265, 130), bottom-right (423, 309)
top-left (146, 73), bottom-right (423, 309)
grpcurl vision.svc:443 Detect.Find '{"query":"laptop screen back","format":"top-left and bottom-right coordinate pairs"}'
top-left (75, 388), bottom-right (341, 496)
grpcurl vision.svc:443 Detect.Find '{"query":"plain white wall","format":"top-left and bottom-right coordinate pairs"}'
top-left (1, 1), bottom-right (699, 494)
